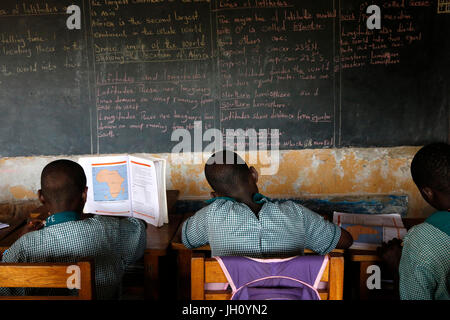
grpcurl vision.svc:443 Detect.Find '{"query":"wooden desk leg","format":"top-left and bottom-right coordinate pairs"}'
top-left (144, 252), bottom-right (161, 300)
top-left (359, 261), bottom-right (372, 300)
top-left (177, 250), bottom-right (192, 300)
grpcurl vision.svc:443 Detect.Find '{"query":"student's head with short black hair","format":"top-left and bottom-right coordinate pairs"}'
top-left (38, 159), bottom-right (88, 214)
top-left (410, 142), bottom-right (450, 211)
top-left (205, 150), bottom-right (259, 203)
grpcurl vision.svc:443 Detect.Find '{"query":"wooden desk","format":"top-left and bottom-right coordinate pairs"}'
top-left (125, 189), bottom-right (182, 300)
top-left (348, 218), bottom-right (424, 300)
top-left (170, 214), bottom-right (206, 300)
top-left (144, 212), bottom-right (183, 300)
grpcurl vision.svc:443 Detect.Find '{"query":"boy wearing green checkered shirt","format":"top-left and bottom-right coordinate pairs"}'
top-left (0, 160), bottom-right (146, 299)
top-left (382, 143), bottom-right (450, 300)
top-left (182, 151), bottom-right (353, 258)
top-left (399, 143), bottom-right (450, 300)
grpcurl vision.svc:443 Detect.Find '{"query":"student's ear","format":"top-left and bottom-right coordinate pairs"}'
top-left (38, 189), bottom-right (45, 205)
top-left (420, 186), bottom-right (434, 205)
top-left (249, 166), bottom-right (259, 184)
top-left (82, 186), bottom-right (88, 202)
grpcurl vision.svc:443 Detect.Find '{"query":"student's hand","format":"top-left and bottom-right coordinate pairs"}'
top-left (18, 218), bottom-right (44, 238)
top-left (378, 238), bottom-right (403, 278)
top-left (335, 227), bottom-right (353, 249)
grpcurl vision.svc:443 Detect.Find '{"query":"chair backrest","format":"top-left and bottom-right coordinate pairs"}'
top-left (191, 253), bottom-right (344, 300)
top-left (0, 261), bottom-right (94, 300)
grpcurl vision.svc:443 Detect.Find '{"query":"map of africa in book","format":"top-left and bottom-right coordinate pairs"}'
top-left (78, 155), bottom-right (167, 227)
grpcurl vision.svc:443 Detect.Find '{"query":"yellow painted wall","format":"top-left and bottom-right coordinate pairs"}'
top-left (0, 147), bottom-right (434, 218)
top-left (168, 147), bottom-right (432, 218)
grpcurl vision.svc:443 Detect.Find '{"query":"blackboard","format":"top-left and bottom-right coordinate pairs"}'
top-left (0, 0), bottom-right (448, 157)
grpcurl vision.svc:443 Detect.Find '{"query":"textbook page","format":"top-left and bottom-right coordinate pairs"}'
top-left (129, 156), bottom-right (161, 227)
top-left (79, 156), bottom-right (132, 217)
top-left (333, 212), bottom-right (406, 250)
top-left (150, 156), bottom-right (168, 224)
top-left (383, 226), bottom-right (407, 243)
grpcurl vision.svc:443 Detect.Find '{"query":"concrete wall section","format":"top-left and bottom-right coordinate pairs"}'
top-left (0, 147), bottom-right (433, 218)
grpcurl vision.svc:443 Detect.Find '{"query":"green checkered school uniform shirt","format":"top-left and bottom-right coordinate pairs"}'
top-left (399, 212), bottom-right (450, 300)
top-left (1, 213), bottom-right (146, 300)
top-left (182, 195), bottom-right (341, 258)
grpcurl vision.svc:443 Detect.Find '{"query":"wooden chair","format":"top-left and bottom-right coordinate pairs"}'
top-left (0, 261), bottom-right (95, 300)
top-left (191, 253), bottom-right (344, 300)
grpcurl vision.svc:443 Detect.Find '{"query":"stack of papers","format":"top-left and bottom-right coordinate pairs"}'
top-left (333, 212), bottom-right (407, 250)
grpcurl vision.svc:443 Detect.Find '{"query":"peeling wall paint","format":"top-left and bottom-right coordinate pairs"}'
top-left (0, 147), bottom-right (434, 218)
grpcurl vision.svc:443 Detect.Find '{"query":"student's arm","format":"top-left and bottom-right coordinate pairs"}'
top-left (399, 260), bottom-right (436, 300)
top-left (120, 218), bottom-right (146, 267)
top-left (181, 207), bottom-right (209, 249)
top-left (0, 238), bottom-right (28, 296)
top-left (398, 234), bottom-right (437, 300)
top-left (1, 237), bottom-right (27, 263)
top-left (300, 205), bottom-right (353, 254)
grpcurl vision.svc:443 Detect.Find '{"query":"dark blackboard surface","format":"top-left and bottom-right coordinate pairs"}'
top-left (0, 0), bottom-right (92, 156)
top-left (338, 0), bottom-right (450, 147)
top-left (0, 0), bottom-right (448, 157)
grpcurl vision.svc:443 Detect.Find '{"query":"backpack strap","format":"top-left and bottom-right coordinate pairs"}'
top-left (214, 256), bottom-right (237, 292)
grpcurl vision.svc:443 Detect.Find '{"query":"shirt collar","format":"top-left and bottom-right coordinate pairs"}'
top-left (252, 193), bottom-right (272, 204)
top-left (425, 211), bottom-right (450, 237)
top-left (44, 211), bottom-right (81, 228)
top-left (204, 193), bottom-right (272, 204)
top-left (205, 196), bottom-right (236, 204)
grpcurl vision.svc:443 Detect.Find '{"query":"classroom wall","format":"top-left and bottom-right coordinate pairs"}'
top-left (0, 146), bottom-right (434, 218)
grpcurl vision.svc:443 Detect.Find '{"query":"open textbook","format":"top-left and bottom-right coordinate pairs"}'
top-left (78, 155), bottom-right (167, 227)
top-left (333, 212), bottom-right (407, 250)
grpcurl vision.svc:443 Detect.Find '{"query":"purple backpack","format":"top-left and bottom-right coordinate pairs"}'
top-left (214, 255), bottom-right (328, 300)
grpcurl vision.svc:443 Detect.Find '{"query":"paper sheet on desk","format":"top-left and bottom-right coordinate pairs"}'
top-left (333, 212), bottom-right (404, 228)
top-left (333, 212), bottom-right (407, 250)
top-left (0, 223), bottom-right (9, 230)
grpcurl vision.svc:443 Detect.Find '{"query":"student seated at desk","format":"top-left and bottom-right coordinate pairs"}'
top-left (381, 143), bottom-right (450, 300)
top-left (0, 159), bottom-right (146, 299)
top-left (182, 150), bottom-right (353, 257)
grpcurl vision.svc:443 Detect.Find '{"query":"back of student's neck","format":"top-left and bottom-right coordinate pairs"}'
top-left (47, 205), bottom-right (83, 216)
top-left (246, 201), bottom-right (263, 216)
top-left (224, 193), bottom-right (263, 216)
